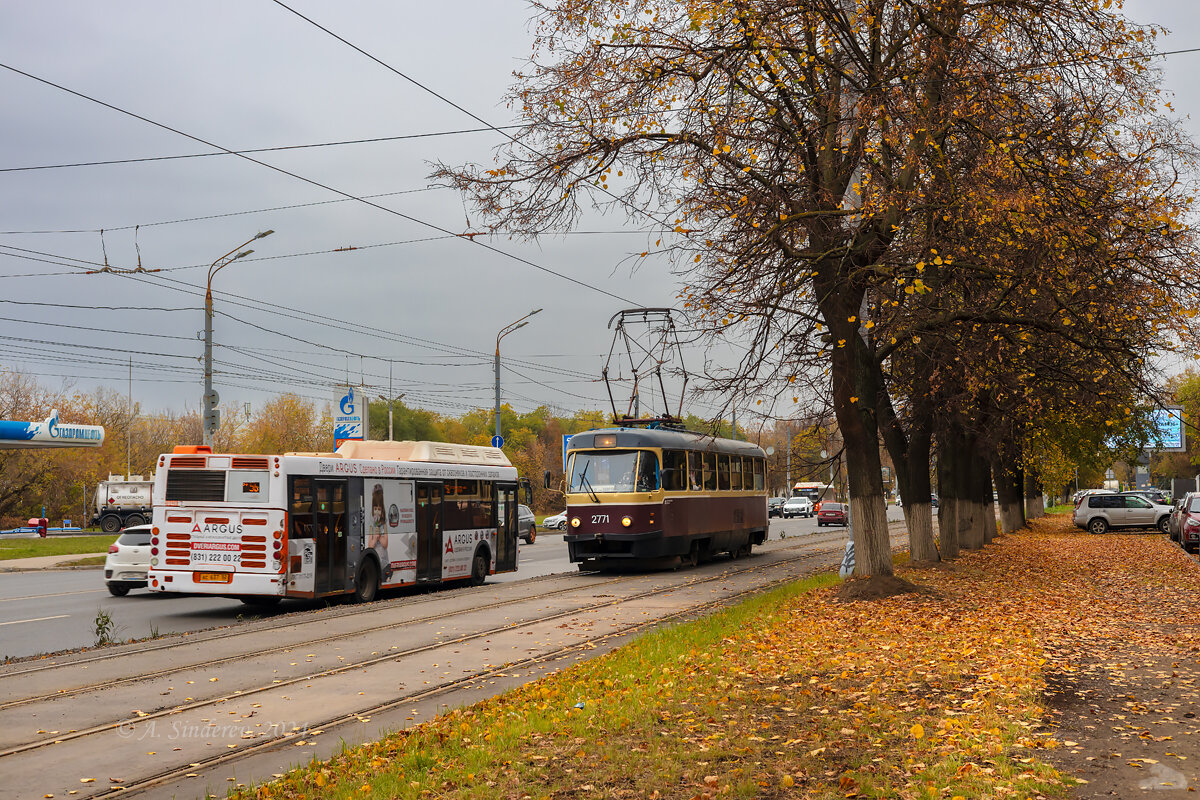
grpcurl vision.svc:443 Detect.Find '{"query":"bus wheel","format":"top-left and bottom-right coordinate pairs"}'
top-left (354, 559), bottom-right (380, 603)
top-left (107, 583), bottom-right (130, 597)
top-left (469, 553), bottom-right (488, 586)
top-left (100, 515), bottom-right (122, 533)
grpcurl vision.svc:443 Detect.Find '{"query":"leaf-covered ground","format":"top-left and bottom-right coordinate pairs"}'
top-left (235, 516), bottom-right (1198, 799)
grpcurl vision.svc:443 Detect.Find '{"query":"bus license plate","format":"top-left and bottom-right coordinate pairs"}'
top-left (195, 572), bottom-right (232, 584)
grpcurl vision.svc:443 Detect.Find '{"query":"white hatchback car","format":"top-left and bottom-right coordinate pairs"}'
top-left (782, 496), bottom-right (814, 518)
top-left (104, 524), bottom-right (152, 596)
top-left (543, 510), bottom-right (568, 530)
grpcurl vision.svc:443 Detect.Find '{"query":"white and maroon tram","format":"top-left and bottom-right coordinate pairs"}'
top-left (563, 426), bottom-right (769, 569)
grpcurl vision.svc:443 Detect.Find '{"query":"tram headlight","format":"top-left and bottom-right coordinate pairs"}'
top-left (570, 517), bottom-right (581, 528)
top-left (621, 516), bottom-right (632, 527)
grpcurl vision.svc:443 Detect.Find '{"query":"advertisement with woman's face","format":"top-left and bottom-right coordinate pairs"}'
top-left (367, 480), bottom-right (416, 584)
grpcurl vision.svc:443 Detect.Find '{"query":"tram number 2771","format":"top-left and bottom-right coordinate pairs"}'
top-left (591, 514), bottom-right (609, 524)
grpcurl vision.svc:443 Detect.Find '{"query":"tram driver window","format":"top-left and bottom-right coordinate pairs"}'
top-left (636, 451), bottom-right (659, 492)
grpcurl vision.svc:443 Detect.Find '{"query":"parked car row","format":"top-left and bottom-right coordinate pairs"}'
top-left (1169, 492), bottom-right (1200, 553)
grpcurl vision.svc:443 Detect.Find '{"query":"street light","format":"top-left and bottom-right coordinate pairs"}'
top-left (203, 230), bottom-right (273, 446)
top-left (494, 308), bottom-right (542, 447)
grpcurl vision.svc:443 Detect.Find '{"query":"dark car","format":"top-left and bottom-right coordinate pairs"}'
top-left (767, 497), bottom-right (785, 518)
top-left (517, 504), bottom-right (536, 544)
top-left (817, 502), bottom-right (848, 527)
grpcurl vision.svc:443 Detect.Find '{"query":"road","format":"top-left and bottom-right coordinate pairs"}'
top-left (0, 506), bottom-right (903, 660)
top-left (0, 522), bottom-right (904, 800)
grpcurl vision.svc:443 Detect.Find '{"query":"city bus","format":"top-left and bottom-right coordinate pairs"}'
top-left (793, 481), bottom-right (835, 505)
top-left (147, 440), bottom-right (529, 604)
top-left (562, 425), bottom-right (769, 569)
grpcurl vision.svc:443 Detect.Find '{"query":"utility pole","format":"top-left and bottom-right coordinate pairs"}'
top-left (126, 355), bottom-right (132, 478)
top-left (785, 423), bottom-right (791, 494)
top-left (494, 309), bottom-right (541, 446)
top-left (204, 230), bottom-right (273, 446)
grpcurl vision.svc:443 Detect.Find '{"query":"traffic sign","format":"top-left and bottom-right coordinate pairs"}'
top-left (491, 435), bottom-right (504, 449)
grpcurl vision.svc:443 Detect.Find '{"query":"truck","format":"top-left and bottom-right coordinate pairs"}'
top-left (92, 474), bottom-right (154, 532)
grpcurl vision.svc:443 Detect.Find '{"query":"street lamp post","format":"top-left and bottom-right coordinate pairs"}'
top-left (377, 364), bottom-right (406, 442)
top-left (494, 308), bottom-right (542, 447)
top-left (203, 230), bottom-right (273, 446)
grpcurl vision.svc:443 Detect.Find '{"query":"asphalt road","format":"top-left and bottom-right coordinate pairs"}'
top-left (0, 505), bottom-right (904, 660)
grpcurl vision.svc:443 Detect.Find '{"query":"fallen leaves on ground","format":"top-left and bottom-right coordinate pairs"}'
top-left (236, 515), bottom-right (1200, 799)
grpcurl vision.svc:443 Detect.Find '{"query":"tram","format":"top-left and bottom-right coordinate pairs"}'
top-left (562, 426), bottom-right (769, 569)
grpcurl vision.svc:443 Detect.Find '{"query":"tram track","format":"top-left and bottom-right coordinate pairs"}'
top-left (0, 535), bottom-right (851, 761)
top-left (86, 546), bottom-right (844, 799)
top-left (0, 528), bottom-right (862, 714)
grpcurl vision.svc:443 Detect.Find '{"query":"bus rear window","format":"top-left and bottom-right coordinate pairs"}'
top-left (165, 469), bottom-right (225, 502)
top-left (164, 469), bottom-right (269, 503)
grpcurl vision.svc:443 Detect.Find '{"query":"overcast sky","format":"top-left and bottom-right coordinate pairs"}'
top-left (0, 1), bottom-right (1196, 428)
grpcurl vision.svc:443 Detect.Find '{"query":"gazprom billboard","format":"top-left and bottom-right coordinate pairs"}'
top-left (1149, 406), bottom-right (1186, 453)
top-left (334, 387), bottom-right (368, 448)
top-left (0, 410), bottom-right (105, 449)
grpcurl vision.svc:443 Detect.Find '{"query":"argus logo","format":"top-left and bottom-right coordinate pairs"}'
top-left (340, 389), bottom-right (355, 415)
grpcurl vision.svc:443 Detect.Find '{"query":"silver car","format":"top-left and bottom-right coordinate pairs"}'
top-left (517, 504), bottom-right (537, 544)
top-left (1073, 492), bottom-right (1171, 535)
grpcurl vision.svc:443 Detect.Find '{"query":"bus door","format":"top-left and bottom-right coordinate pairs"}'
top-left (496, 484), bottom-right (518, 572)
top-left (313, 479), bottom-right (348, 594)
top-left (416, 483), bottom-right (443, 581)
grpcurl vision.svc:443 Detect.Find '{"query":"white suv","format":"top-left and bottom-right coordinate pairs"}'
top-left (782, 496), bottom-right (814, 518)
top-left (103, 524), bottom-right (152, 596)
top-left (1073, 492), bottom-right (1171, 535)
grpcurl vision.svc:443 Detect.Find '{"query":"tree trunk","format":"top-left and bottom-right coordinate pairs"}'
top-left (958, 449), bottom-right (985, 551)
top-left (975, 454), bottom-right (995, 544)
top-left (1025, 467), bottom-right (1045, 519)
top-left (936, 430), bottom-right (960, 559)
top-left (887, 422), bottom-right (938, 563)
top-left (825, 294), bottom-right (893, 577)
top-left (992, 441), bottom-right (1027, 534)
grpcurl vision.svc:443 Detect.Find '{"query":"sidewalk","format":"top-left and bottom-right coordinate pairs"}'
top-left (0, 552), bottom-right (107, 572)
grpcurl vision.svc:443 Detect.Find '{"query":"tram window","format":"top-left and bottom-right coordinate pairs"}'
top-left (636, 451), bottom-right (660, 492)
top-left (662, 450), bottom-right (687, 491)
top-left (753, 457), bottom-right (765, 490)
top-left (730, 457), bottom-right (743, 491)
top-left (702, 452), bottom-right (717, 491)
top-left (688, 451), bottom-right (703, 491)
top-left (718, 455), bottom-right (731, 490)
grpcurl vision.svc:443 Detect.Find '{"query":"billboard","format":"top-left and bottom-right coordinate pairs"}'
top-left (0, 410), bottom-right (105, 449)
top-left (1149, 406), bottom-right (1186, 453)
top-left (334, 387), bottom-right (368, 448)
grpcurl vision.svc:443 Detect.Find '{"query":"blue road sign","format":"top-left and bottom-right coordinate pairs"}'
top-left (491, 435), bottom-right (504, 449)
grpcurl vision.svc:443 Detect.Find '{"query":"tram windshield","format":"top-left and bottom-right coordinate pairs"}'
top-left (569, 450), bottom-right (647, 493)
